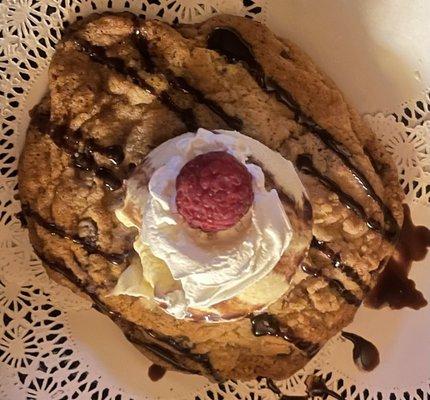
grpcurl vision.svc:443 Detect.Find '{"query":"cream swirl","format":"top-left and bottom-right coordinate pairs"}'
top-left (113, 129), bottom-right (308, 319)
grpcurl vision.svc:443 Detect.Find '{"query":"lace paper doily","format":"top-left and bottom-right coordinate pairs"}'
top-left (1, 1), bottom-right (429, 399)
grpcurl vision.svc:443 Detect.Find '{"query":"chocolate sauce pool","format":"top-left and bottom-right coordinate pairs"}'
top-left (367, 204), bottom-right (430, 310)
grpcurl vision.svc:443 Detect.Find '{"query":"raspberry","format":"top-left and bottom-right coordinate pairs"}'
top-left (176, 151), bottom-right (254, 232)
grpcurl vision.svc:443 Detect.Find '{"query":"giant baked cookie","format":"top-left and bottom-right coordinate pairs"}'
top-left (18, 12), bottom-right (404, 381)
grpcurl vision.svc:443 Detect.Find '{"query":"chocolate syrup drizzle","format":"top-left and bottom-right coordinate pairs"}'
top-left (168, 73), bottom-right (243, 130)
top-left (22, 204), bottom-right (128, 264)
top-left (75, 38), bottom-right (198, 132)
top-left (86, 138), bottom-right (125, 165)
top-left (296, 154), bottom-right (386, 238)
top-left (367, 204), bottom-right (430, 310)
top-left (325, 278), bottom-right (361, 306)
top-left (34, 249), bottom-right (220, 379)
top-left (75, 39), bottom-right (154, 93)
top-left (250, 313), bottom-right (320, 356)
top-left (16, 211), bottom-right (28, 228)
top-left (341, 331), bottom-right (380, 371)
top-left (34, 112), bottom-right (123, 191)
top-left (131, 32), bottom-right (156, 74)
top-left (132, 29), bottom-right (243, 130)
top-left (132, 32), bottom-right (243, 131)
top-left (207, 27), bottom-right (399, 241)
top-left (300, 264), bottom-right (361, 306)
top-left (124, 332), bottom-right (199, 374)
top-left (311, 237), bottom-right (370, 292)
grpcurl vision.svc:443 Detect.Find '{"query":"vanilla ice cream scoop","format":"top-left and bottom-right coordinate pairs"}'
top-left (112, 129), bottom-right (313, 321)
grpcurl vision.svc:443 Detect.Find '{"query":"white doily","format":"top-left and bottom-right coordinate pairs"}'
top-left (1, 1), bottom-right (429, 399)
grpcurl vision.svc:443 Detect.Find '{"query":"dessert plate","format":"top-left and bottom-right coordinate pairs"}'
top-left (1, 1), bottom-right (429, 399)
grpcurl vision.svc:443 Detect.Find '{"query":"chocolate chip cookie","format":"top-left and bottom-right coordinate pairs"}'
top-left (19, 12), bottom-right (403, 381)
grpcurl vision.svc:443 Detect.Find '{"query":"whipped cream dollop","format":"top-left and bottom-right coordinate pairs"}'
top-left (113, 129), bottom-right (307, 319)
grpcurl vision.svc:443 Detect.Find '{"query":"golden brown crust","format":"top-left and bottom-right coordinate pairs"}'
top-left (18, 13), bottom-right (403, 381)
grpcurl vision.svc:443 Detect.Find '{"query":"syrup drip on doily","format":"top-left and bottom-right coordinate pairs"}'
top-left (367, 204), bottom-right (430, 310)
top-left (148, 364), bottom-right (166, 382)
top-left (260, 376), bottom-right (344, 400)
top-left (341, 332), bottom-right (380, 372)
